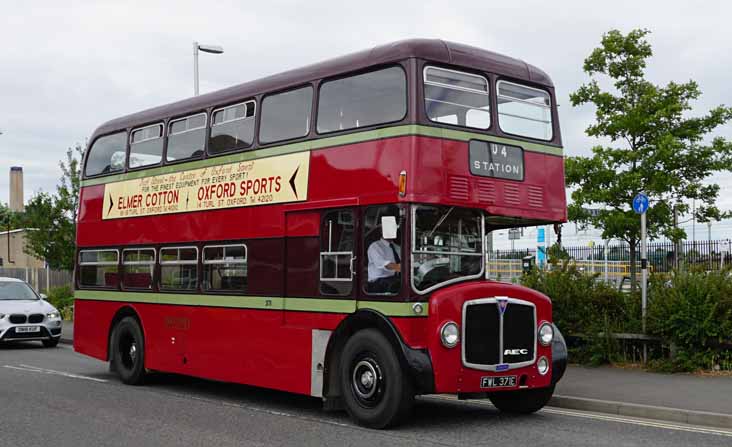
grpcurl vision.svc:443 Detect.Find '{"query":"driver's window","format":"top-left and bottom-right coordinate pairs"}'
top-left (363, 205), bottom-right (403, 295)
top-left (320, 209), bottom-right (355, 296)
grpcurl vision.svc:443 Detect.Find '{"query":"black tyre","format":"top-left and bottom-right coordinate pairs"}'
top-left (489, 385), bottom-right (555, 414)
top-left (111, 316), bottom-right (146, 385)
top-left (42, 338), bottom-right (59, 348)
top-left (339, 329), bottom-right (414, 429)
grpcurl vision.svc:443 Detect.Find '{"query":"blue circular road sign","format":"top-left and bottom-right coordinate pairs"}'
top-left (633, 193), bottom-right (649, 214)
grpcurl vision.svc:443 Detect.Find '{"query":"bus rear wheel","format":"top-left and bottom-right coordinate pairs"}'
top-left (111, 316), bottom-right (146, 385)
top-left (339, 329), bottom-right (414, 429)
top-left (488, 385), bottom-right (555, 414)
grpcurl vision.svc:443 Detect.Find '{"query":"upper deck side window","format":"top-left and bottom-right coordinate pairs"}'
top-left (209, 101), bottom-right (256, 155)
top-left (317, 66), bottom-right (406, 134)
top-left (424, 67), bottom-right (490, 130)
top-left (259, 86), bottom-right (313, 144)
top-left (129, 123), bottom-right (164, 168)
top-left (168, 113), bottom-right (207, 161)
top-left (84, 132), bottom-right (127, 177)
top-left (497, 81), bottom-right (553, 141)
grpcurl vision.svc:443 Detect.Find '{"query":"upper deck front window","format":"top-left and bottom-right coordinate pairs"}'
top-left (85, 132), bottom-right (127, 177)
top-left (497, 81), bottom-right (553, 141)
top-left (424, 67), bottom-right (490, 130)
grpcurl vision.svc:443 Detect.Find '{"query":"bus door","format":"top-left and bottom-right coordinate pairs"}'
top-left (282, 208), bottom-right (358, 395)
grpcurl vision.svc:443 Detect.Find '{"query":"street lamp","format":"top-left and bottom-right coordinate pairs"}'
top-left (193, 41), bottom-right (224, 96)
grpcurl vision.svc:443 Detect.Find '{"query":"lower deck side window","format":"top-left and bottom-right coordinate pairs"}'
top-left (203, 244), bottom-right (247, 292)
top-left (78, 250), bottom-right (119, 288)
top-left (160, 247), bottom-right (198, 290)
top-left (122, 248), bottom-right (155, 289)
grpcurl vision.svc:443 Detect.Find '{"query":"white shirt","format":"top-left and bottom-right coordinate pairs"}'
top-left (367, 239), bottom-right (401, 281)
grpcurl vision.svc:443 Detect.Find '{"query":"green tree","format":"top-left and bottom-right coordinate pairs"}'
top-left (0, 202), bottom-right (22, 229)
top-left (567, 29), bottom-right (732, 288)
top-left (23, 144), bottom-right (85, 270)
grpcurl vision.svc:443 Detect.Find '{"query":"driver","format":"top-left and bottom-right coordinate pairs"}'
top-left (367, 232), bottom-right (401, 293)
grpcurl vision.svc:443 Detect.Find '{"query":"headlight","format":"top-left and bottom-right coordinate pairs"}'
top-left (440, 321), bottom-right (460, 348)
top-left (47, 311), bottom-right (60, 320)
top-left (537, 356), bottom-right (550, 375)
top-left (539, 322), bottom-right (554, 346)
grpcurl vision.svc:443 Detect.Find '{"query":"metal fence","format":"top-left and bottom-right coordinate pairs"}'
top-left (488, 240), bottom-right (732, 285)
top-left (0, 267), bottom-right (73, 293)
top-left (562, 240), bottom-right (732, 273)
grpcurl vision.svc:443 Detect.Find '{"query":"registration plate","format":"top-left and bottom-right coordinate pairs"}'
top-left (16, 326), bottom-right (40, 333)
top-left (481, 375), bottom-right (517, 388)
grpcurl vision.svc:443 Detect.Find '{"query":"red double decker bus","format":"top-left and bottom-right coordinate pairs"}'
top-left (74, 39), bottom-right (567, 428)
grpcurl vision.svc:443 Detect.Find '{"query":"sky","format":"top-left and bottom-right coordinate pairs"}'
top-left (1, 0), bottom-right (731, 246)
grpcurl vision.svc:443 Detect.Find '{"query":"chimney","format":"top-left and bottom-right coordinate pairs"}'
top-left (9, 166), bottom-right (24, 212)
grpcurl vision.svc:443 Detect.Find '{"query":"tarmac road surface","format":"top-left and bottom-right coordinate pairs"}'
top-left (2, 342), bottom-right (731, 447)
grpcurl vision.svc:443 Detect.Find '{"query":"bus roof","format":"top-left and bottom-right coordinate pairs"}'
top-left (91, 38), bottom-right (553, 139)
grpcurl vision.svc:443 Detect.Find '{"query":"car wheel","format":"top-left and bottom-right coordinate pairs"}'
top-left (489, 385), bottom-right (555, 414)
top-left (339, 329), bottom-right (414, 429)
top-left (111, 316), bottom-right (146, 385)
top-left (42, 338), bottom-right (59, 348)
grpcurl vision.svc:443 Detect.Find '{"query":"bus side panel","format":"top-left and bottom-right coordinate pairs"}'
top-left (73, 299), bottom-right (134, 361)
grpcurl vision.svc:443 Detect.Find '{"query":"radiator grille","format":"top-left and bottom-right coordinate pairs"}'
top-left (9, 314), bottom-right (27, 324)
top-left (462, 298), bottom-right (536, 370)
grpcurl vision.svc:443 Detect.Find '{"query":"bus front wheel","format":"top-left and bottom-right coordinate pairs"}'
top-left (111, 316), bottom-right (147, 385)
top-left (339, 329), bottom-right (414, 429)
top-left (488, 385), bottom-right (555, 414)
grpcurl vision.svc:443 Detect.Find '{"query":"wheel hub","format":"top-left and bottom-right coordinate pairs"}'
top-left (352, 359), bottom-right (381, 401)
top-left (129, 343), bottom-right (137, 362)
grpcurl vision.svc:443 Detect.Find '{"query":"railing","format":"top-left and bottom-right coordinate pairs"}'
top-left (488, 239), bottom-right (732, 284)
top-left (0, 267), bottom-right (73, 293)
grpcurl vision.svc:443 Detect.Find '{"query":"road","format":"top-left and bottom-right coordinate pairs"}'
top-left (1, 343), bottom-right (731, 447)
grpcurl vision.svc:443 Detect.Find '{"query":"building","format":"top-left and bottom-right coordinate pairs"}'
top-left (0, 228), bottom-right (44, 269)
top-left (1, 166), bottom-right (45, 269)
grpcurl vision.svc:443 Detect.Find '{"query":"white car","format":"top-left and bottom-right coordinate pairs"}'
top-left (0, 277), bottom-right (63, 347)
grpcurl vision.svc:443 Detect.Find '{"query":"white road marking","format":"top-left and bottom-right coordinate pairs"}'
top-left (2, 364), bottom-right (108, 383)
top-left (543, 407), bottom-right (732, 438)
top-left (424, 395), bottom-right (732, 437)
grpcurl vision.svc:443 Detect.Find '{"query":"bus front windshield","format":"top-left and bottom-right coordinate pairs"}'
top-left (412, 205), bottom-right (484, 292)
